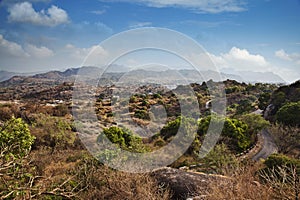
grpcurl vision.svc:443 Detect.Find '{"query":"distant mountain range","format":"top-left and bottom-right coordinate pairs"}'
top-left (0, 70), bottom-right (39, 82)
top-left (0, 66), bottom-right (286, 87)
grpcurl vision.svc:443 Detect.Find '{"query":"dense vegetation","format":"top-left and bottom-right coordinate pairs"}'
top-left (0, 79), bottom-right (299, 199)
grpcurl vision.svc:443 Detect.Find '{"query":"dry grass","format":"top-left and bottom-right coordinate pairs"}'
top-left (268, 124), bottom-right (300, 157)
top-left (80, 167), bottom-right (170, 200)
top-left (205, 163), bottom-right (273, 200)
top-left (27, 149), bottom-right (171, 200)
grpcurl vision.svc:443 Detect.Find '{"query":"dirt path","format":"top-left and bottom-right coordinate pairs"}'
top-left (252, 129), bottom-right (278, 161)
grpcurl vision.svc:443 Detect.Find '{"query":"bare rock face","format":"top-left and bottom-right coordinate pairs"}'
top-left (263, 104), bottom-right (275, 120)
top-left (151, 167), bottom-right (227, 200)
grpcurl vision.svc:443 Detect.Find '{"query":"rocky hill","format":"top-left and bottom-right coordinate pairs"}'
top-left (264, 80), bottom-right (300, 121)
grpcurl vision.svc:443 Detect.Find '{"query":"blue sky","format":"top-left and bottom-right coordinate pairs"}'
top-left (0, 0), bottom-right (299, 82)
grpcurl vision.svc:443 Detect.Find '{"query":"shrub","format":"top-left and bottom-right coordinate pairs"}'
top-left (0, 117), bottom-right (35, 158)
top-left (98, 126), bottom-right (147, 153)
top-left (276, 101), bottom-right (300, 126)
top-left (259, 154), bottom-right (300, 199)
top-left (31, 114), bottom-right (76, 150)
top-left (239, 114), bottom-right (270, 134)
top-left (264, 154), bottom-right (300, 171)
top-left (198, 115), bottom-right (251, 152)
top-left (160, 117), bottom-right (197, 140)
top-left (134, 109), bottom-right (150, 120)
top-left (202, 143), bottom-right (239, 174)
top-left (258, 92), bottom-right (271, 110)
top-left (236, 99), bottom-right (254, 114)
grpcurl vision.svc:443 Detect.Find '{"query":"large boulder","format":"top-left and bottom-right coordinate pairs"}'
top-left (151, 167), bottom-right (229, 200)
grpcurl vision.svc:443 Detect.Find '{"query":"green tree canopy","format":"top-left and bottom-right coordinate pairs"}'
top-left (198, 115), bottom-right (251, 151)
top-left (276, 101), bottom-right (300, 126)
top-left (258, 92), bottom-right (271, 110)
top-left (160, 116), bottom-right (197, 140)
top-left (236, 99), bottom-right (254, 115)
top-left (98, 126), bottom-right (147, 153)
top-left (240, 114), bottom-right (270, 134)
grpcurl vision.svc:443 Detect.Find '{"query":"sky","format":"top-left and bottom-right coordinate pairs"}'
top-left (0, 0), bottom-right (300, 82)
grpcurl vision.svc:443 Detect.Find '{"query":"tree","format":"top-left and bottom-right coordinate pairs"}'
top-left (258, 92), bottom-right (271, 110)
top-left (160, 116), bottom-right (197, 141)
top-left (198, 115), bottom-right (251, 152)
top-left (272, 91), bottom-right (286, 107)
top-left (239, 114), bottom-right (270, 134)
top-left (0, 116), bottom-right (35, 158)
top-left (223, 118), bottom-right (251, 151)
top-left (276, 101), bottom-right (300, 126)
top-left (236, 99), bottom-right (253, 115)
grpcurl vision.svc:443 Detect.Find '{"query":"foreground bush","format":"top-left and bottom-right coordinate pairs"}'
top-left (0, 117), bottom-right (35, 158)
top-left (259, 154), bottom-right (300, 200)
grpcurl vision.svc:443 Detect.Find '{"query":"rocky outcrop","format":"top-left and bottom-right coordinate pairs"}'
top-left (151, 167), bottom-right (229, 200)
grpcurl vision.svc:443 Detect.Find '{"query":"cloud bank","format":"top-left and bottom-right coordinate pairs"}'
top-left (209, 47), bottom-right (270, 72)
top-left (275, 49), bottom-right (300, 65)
top-left (7, 2), bottom-right (69, 26)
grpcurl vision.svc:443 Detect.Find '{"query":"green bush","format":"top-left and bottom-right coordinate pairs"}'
top-left (276, 101), bottom-right (300, 126)
top-left (134, 109), bottom-right (150, 120)
top-left (240, 114), bottom-right (270, 134)
top-left (258, 92), bottom-right (271, 110)
top-left (236, 99), bottom-right (254, 114)
top-left (198, 115), bottom-right (251, 151)
top-left (272, 91), bottom-right (286, 107)
top-left (202, 144), bottom-right (238, 174)
top-left (98, 126), bottom-right (147, 153)
top-left (160, 117), bottom-right (181, 139)
top-left (265, 154), bottom-right (300, 171)
top-left (0, 117), bottom-right (35, 158)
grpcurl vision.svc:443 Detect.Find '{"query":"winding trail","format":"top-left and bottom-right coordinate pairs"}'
top-left (252, 129), bottom-right (278, 161)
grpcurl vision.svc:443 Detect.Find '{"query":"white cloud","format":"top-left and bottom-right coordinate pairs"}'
top-left (0, 34), bottom-right (55, 59)
top-left (209, 47), bottom-right (270, 72)
top-left (0, 35), bottom-right (109, 71)
top-left (7, 2), bottom-right (69, 26)
top-left (129, 22), bottom-right (152, 29)
top-left (275, 49), bottom-right (291, 61)
top-left (207, 47), bottom-right (300, 82)
top-left (64, 44), bottom-right (108, 66)
top-left (275, 49), bottom-right (300, 64)
top-left (64, 44), bottom-right (95, 60)
top-left (223, 47), bottom-right (268, 66)
top-left (99, 0), bottom-right (246, 13)
top-left (25, 44), bottom-right (54, 58)
top-left (0, 34), bottom-right (29, 57)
